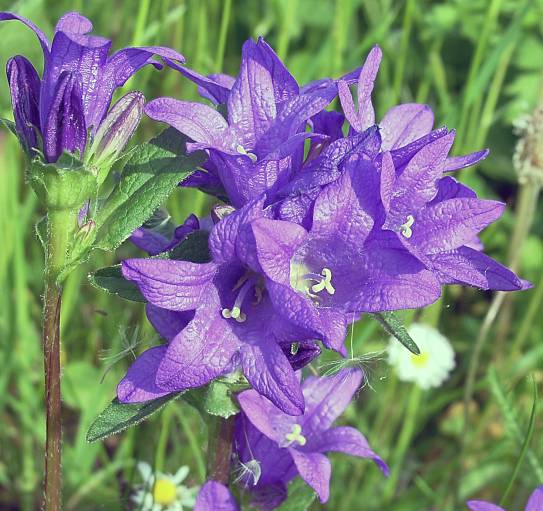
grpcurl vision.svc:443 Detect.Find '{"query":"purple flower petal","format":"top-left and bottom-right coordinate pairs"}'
top-left (121, 259), bottom-right (217, 311)
top-left (390, 126), bottom-right (449, 169)
top-left (238, 390), bottom-right (299, 451)
top-left (300, 368), bottom-right (363, 437)
top-left (6, 55), bottom-right (41, 153)
top-left (43, 71), bottom-right (87, 162)
top-left (385, 130), bottom-right (455, 227)
top-left (250, 218), bottom-right (307, 285)
top-left (195, 481), bottom-right (239, 511)
top-left (208, 197), bottom-right (266, 264)
top-left (444, 148), bottom-right (489, 172)
top-left (157, 306), bottom-right (239, 391)
top-left (54, 11), bottom-right (93, 34)
top-left (145, 97), bottom-right (234, 153)
top-left (146, 304), bottom-right (194, 342)
top-left (310, 158), bottom-right (377, 245)
top-left (466, 501), bottom-right (505, 511)
top-left (380, 103), bottom-right (434, 151)
top-left (240, 340), bottom-right (305, 416)
top-left (526, 485), bottom-right (543, 511)
top-left (431, 176), bottom-right (477, 203)
top-left (427, 246), bottom-right (524, 291)
top-left (130, 228), bottom-right (171, 256)
top-left (117, 345), bottom-right (171, 403)
top-left (288, 449), bottom-right (331, 503)
top-left (308, 426), bottom-right (389, 475)
top-left (409, 199), bottom-right (504, 254)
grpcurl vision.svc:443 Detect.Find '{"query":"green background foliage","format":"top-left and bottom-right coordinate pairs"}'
top-left (0, 0), bottom-right (542, 509)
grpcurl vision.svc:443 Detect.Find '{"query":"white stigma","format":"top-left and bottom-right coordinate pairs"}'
top-left (311, 268), bottom-right (335, 295)
top-left (400, 214), bottom-right (415, 238)
top-left (236, 144), bottom-right (257, 163)
top-left (285, 424), bottom-right (306, 446)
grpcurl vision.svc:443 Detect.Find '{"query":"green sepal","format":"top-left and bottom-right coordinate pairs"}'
top-left (27, 152), bottom-right (97, 210)
top-left (89, 265), bottom-right (146, 302)
top-left (183, 377), bottom-right (248, 419)
top-left (94, 128), bottom-right (206, 251)
top-left (86, 392), bottom-right (183, 442)
top-left (275, 478), bottom-right (317, 511)
top-left (371, 311), bottom-right (420, 355)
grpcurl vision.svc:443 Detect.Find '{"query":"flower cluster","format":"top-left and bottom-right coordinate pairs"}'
top-left (118, 37), bottom-right (525, 417)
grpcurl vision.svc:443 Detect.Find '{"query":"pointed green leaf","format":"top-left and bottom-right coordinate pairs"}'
top-left (86, 392), bottom-right (183, 442)
top-left (89, 265), bottom-right (146, 302)
top-left (371, 311), bottom-right (420, 355)
top-left (94, 128), bottom-right (206, 251)
top-left (204, 381), bottom-right (240, 418)
top-left (275, 478), bottom-right (317, 511)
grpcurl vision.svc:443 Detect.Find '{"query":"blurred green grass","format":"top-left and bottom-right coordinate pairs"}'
top-left (0, 0), bottom-right (542, 509)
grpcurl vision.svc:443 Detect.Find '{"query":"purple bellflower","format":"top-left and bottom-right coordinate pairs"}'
top-left (467, 485), bottom-right (543, 511)
top-left (194, 481), bottom-right (239, 511)
top-left (1, 11), bottom-right (185, 162)
top-left (118, 199), bottom-right (333, 415)
top-left (236, 368), bottom-right (388, 505)
top-left (145, 37), bottom-right (333, 208)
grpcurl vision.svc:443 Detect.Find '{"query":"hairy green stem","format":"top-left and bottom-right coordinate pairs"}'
top-left (42, 208), bottom-right (75, 511)
top-left (206, 415), bottom-right (235, 485)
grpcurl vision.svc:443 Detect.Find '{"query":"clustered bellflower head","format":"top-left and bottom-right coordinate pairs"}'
top-left (119, 37), bottom-right (527, 421)
top-left (1, 11), bottom-right (184, 168)
top-left (388, 323), bottom-right (455, 389)
top-left (467, 485), bottom-right (543, 511)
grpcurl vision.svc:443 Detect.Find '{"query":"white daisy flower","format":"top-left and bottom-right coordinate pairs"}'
top-left (387, 323), bottom-right (455, 390)
top-left (132, 461), bottom-right (199, 511)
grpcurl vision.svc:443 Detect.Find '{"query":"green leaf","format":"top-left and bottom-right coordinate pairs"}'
top-left (86, 392), bottom-right (183, 442)
top-left (95, 128), bottom-right (206, 251)
top-left (275, 478), bottom-right (317, 511)
top-left (89, 265), bottom-right (146, 302)
top-left (183, 380), bottom-right (240, 419)
top-left (371, 311), bottom-right (420, 355)
top-left (168, 230), bottom-right (211, 263)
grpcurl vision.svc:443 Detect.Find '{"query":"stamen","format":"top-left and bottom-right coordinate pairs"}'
top-left (221, 278), bottom-right (254, 323)
top-left (400, 215), bottom-right (415, 238)
top-left (236, 144), bottom-right (257, 162)
top-left (285, 424), bottom-right (306, 446)
top-left (290, 342), bottom-right (300, 355)
top-left (311, 268), bottom-right (335, 295)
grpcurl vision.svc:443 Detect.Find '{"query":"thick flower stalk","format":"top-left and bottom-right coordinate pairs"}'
top-left (0, 11), bottom-right (186, 511)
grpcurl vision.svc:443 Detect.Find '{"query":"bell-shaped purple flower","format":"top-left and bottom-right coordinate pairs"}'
top-left (117, 199), bottom-right (338, 415)
top-left (236, 368), bottom-right (388, 505)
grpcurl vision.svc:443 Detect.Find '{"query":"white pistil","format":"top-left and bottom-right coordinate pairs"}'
top-left (311, 268), bottom-right (335, 295)
top-left (285, 424), bottom-right (306, 446)
top-left (236, 144), bottom-right (258, 163)
top-left (400, 214), bottom-right (415, 238)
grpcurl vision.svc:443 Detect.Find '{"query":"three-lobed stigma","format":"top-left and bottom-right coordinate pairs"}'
top-left (400, 214), bottom-right (415, 238)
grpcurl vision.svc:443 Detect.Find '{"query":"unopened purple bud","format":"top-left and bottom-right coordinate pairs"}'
top-left (87, 91), bottom-right (144, 180)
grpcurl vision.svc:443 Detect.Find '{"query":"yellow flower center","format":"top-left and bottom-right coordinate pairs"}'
top-left (153, 478), bottom-right (177, 506)
top-left (410, 351), bottom-right (429, 368)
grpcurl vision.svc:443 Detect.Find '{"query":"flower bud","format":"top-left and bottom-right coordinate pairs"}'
top-left (87, 91), bottom-right (144, 184)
